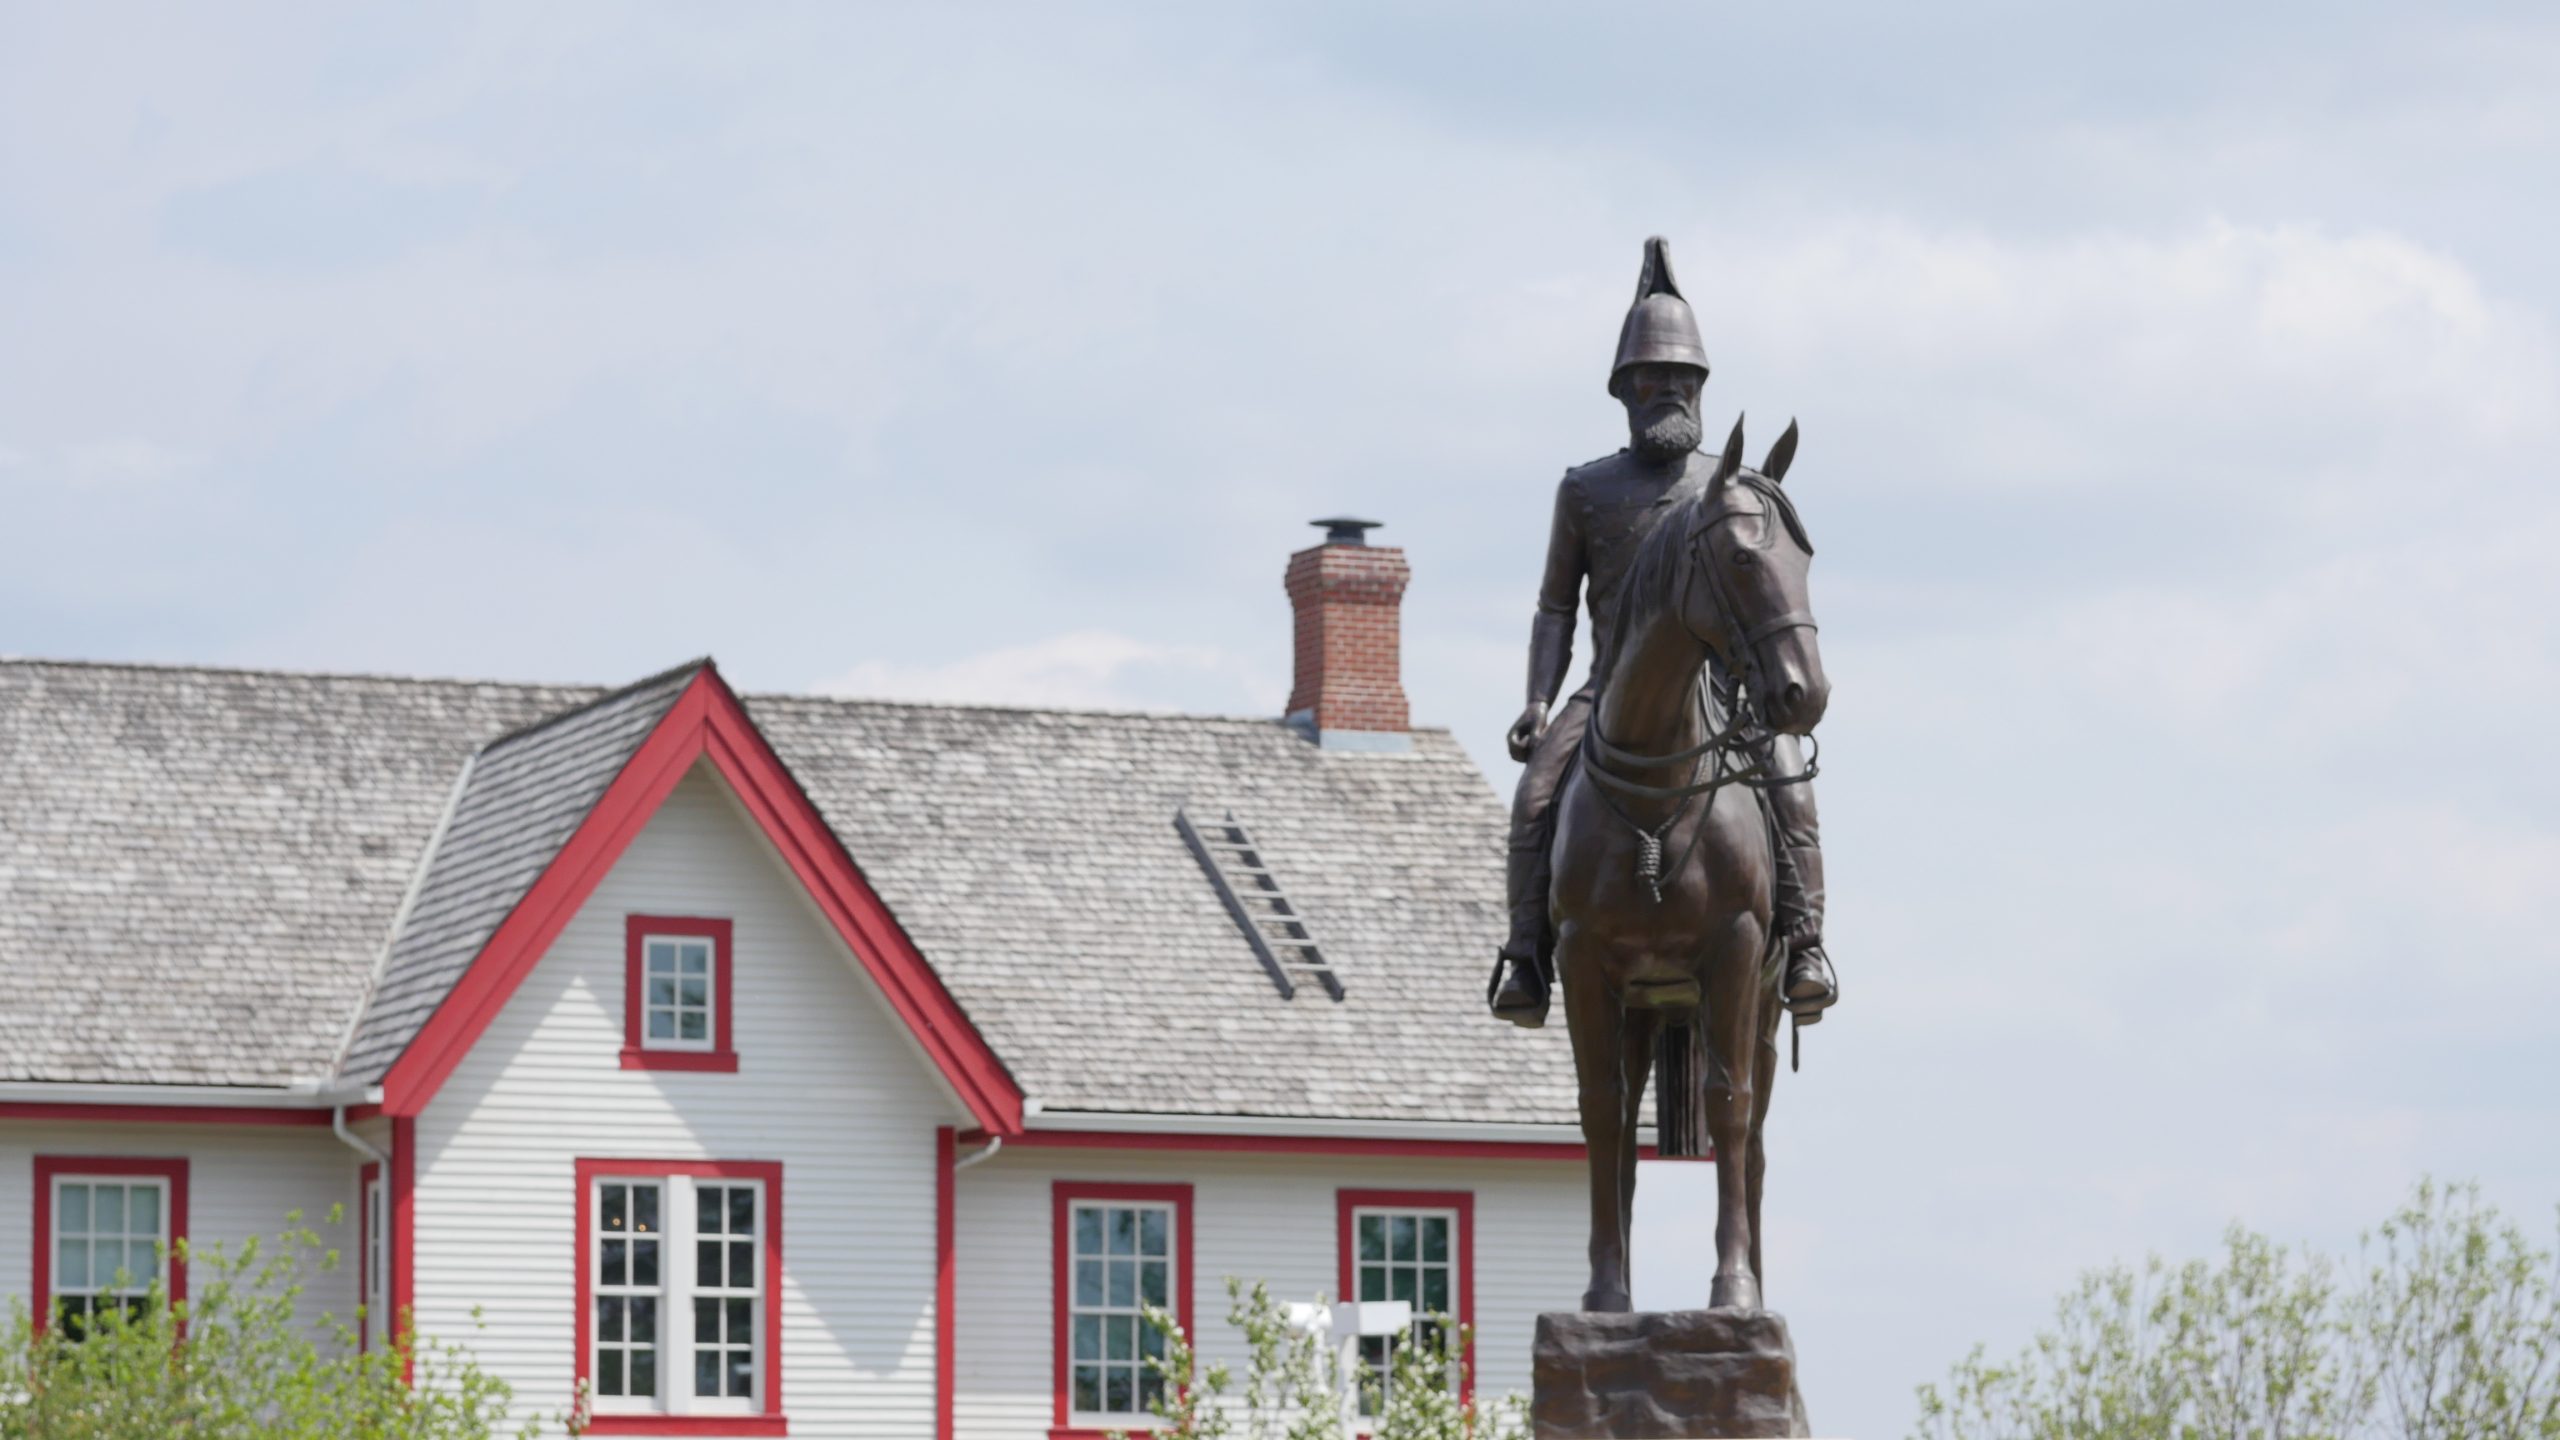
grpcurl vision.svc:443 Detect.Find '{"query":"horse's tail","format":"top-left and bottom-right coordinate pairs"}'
top-left (1654, 1010), bottom-right (1713, 1158)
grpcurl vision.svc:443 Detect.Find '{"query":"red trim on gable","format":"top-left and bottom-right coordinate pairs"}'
top-left (936, 1127), bottom-right (957, 1440)
top-left (1050, 1181), bottom-right (1194, 1440)
top-left (621, 916), bottom-right (738, 1072)
top-left (357, 1160), bottom-right (380, 1352)
top-left (1336, 1188), bottom-right (1476, 1407)
top-left (32, 1155), bottom-right (189, 1333)
top-left (971, 1128), bottom-right (1636, 1163)
top-left (693, 682), bottom-right (1019, 1132)
top-left (386, 680), bottom-right (709, 1114)
top-left (0, 1102), bottom-right (329, 1127)
top-left (378, 666), bottom-right (1022, 1134)
top-left (573, 1157), bottom-right (787, 1436)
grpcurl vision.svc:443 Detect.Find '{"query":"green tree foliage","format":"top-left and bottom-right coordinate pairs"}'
top-left (1111, 1275), bottom-right (1526, 1440)
top-left (0, 1207), bottom-right (547, 1440)
top-left (1914, 1180), bottom-right (2560, 1440)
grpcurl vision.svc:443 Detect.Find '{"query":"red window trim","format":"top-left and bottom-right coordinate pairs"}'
top-left (31, 1156), bottom-right (190, 1333)
top-left (621, 916), bottom-right (739, 1073)
top-left (1050, 1181), bottom-right (1194, 1440)
top-left (357, 1161), bottom-right (381, 1352)
top-left (572, 1158), bottom-right (786, 1437)
top-left (1336, 1189), bottom-right (1476, 1406)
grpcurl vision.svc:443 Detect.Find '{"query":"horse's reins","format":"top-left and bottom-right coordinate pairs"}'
top-left (1578, 473), bottom-right (1820, 859)
top-left (1578, 466), bottom-right (1826, 1066)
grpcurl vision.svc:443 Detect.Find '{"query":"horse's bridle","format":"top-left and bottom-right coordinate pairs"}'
top-left (1574, 473), bottom-right (1823, 901)
top-left (1584, 479), bottom-right (1819, 797)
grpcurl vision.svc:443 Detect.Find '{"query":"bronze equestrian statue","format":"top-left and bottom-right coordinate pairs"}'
top-left (1490, 238), bottom-right (1835, 1036)
top-left (1493, 239), bottom-right (1832, 1313)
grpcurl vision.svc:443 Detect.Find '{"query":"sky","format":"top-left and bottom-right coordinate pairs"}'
top-left (5, 3), bottom-right (2558, 1433)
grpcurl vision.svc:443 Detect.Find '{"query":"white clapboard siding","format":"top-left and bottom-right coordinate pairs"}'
top-left (0, 1120), bottom-right (363, 1333)
top-left (416, 762), bottom-right (964, 1439)
top-left (952, 1144), bottom-right (1590, 1439)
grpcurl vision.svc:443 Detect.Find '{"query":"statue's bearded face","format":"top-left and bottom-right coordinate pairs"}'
top-left (1618, 363), bottom-right (1705, 462)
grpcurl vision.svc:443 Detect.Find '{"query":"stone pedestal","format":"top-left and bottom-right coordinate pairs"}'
top-left (1531, 1310), bottom-right (1812, 1438)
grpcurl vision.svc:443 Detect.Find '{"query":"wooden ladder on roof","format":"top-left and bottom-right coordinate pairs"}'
top-left (1175, 807), bottom-right (1345, 1002)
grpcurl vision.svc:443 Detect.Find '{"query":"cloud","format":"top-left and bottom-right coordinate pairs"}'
top-left (61, 438), bottom-right (199, 486)
top-left (816, 629), bottom-right (1275, 715)
top-left (1695, 217), bottom-right (2559, 505)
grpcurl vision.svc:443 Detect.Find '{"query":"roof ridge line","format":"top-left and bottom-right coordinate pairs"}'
top-left (0, 654), bottom-right (1459, 737)
top-left (476, 657), bottom-right (712, 754)
top-left (755, 689), bottom-right (1456, 735)
top-left (0, 654), bottom-right (614, 692)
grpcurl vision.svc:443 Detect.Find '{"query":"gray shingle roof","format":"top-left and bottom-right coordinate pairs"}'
top-left (0, 661), bottom-right (592, 1086)
top-left (0, 658), bottom-right (1578, 1126)
top-left (336, 662), bottom-right (702, 1086)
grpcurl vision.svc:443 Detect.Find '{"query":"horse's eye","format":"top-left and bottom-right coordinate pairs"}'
top-left (1730, 549), bottom-right (1758, 567)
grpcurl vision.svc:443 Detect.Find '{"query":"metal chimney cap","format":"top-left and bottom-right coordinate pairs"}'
top-left (1311, 517), bottom-right (1383, 545)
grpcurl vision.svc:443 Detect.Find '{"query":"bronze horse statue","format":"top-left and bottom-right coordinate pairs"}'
top-left (1551, 415), bottom-right (1829, 1313)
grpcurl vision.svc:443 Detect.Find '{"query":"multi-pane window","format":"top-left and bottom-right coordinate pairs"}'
top-left (690, 1182), bottom-right (759, 1402)
top-left (623, 917), bottom-right (735, 1071)
top-left (362, 1171), bottom-right (387, 1349)
top-left (1067, 1201), bottom-right (1174, 1421)
top-left (50, 1176), bottom-right (167, 1338)
top-left (641, 935), bottom-right (716, 1050)
top-left (1352, 1208), bottom-right (1458, 1414)
top-left (594, 1181), bottom-right (665, 1404)
top-left (584, 1168), bottom-right (772, 1421)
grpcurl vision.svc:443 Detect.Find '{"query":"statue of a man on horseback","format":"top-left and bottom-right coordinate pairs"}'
top-left (1489, 238), bottom-right (1836, 1036)
top-left (1489, 237), bottom-right (1836, 1319)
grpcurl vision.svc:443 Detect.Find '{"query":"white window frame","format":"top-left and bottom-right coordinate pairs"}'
top-left (49, 1173), bottom-right (171, 1332)
top-left (587, 1172), bottom-right (767, 1421)
top-left (1349, 1205), bottom-right (1461, 1416)
top-left (638, 933), bottom-right (719, 1054)
top-left (1066, 1199), bottom-right (1178, 1427)
top-left (362, 1173), bottom-right (387, 1349)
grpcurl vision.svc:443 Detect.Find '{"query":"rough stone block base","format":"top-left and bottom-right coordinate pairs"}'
top-left (1532, 1310), bottom-right (1813, 1438)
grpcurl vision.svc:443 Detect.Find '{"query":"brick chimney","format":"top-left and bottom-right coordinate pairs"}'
top-left (1284, 517), bottom-right (1412, 752)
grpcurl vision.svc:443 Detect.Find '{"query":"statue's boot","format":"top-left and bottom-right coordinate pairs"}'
top-left (1783, 941), bottom-right (1837, 1024)
top-left (1488, 842), bottom-right (1553, 1028)
top-left (1767, 766), bottom-right (1838, 1024)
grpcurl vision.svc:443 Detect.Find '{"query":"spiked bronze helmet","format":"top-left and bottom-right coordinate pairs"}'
top-left (1607, 235), bottom-right (1710, 397)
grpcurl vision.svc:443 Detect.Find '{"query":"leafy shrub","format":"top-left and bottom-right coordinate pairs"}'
top-left (0, 1207), bottom-right (545, 1440)
top-left (1111, 1275), bottom-right (1525, 1440)
top-left (1914, 1179), bottom-right (2560, 1440)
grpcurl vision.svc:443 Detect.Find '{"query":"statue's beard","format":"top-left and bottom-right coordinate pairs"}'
top-left (1631, 406), bottom-right (1702, 463)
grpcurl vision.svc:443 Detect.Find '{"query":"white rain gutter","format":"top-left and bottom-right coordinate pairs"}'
top-left (1022, 1109), bottom-right (1624, 1146)
top-left (953, 1135), bottom-right (1004, 1171)
top-left (330, 1103), bottom-right (387, 1167)
top-left (0, 1080), bottom-right (378, 1109)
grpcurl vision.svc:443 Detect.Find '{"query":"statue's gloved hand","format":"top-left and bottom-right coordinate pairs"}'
top-left (1506, 701), bottom-right (1551, 762)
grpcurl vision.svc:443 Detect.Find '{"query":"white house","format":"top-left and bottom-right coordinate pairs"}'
top-left (0, 526), bottom-right (1622, 1438)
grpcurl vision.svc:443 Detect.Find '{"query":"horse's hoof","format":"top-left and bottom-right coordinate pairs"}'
top-left (1709, 1274), bottom-right (1762, 1312)
top-left (1582, 1287), bottom-right (1634, 1313)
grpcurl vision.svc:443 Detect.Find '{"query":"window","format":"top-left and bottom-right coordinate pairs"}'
top-left (574, 1160), bottom-right (783, 1435)
top-left (622, 916), bottom-right (737, 1072)
top-left (1053, 1182), bottom-right (1192, 1436)
top-left (34, 1157), bottom-right (187, 1338)
top-left (359, 1163), bottom-right (386, 1350)
top-left (1336, 1190), bottom-right (1473, 1416)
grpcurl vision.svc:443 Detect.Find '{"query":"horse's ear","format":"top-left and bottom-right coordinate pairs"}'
top-left (1716, 413), bottom-right (1746, 482)
top-left (1762, 418), bottom-right (1799, 484)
